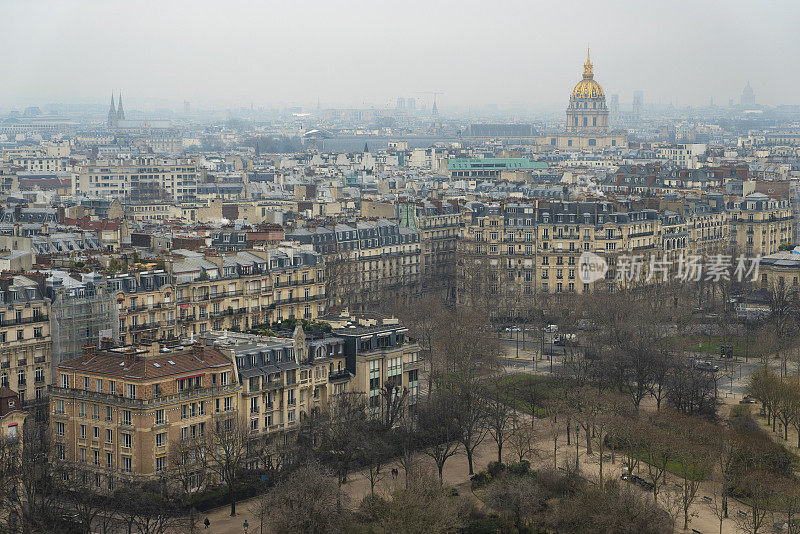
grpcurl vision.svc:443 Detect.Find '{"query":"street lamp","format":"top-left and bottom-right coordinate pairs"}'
top-left (575, 424), bottom-right (580, 469)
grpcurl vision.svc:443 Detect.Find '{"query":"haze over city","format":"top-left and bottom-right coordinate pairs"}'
top-left (4, 2), bottom-right (800, 534)
top-left (2, 0), bottom-right (799, 110)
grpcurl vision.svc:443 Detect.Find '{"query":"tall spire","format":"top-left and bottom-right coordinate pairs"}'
top-left (116, 93), bottom-right (125, 120)
top-left (583, 46), bottom-right (593, 79)
top-left (107, 93), bottom-right (116, 129)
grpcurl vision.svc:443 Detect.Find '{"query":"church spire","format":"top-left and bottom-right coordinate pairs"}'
top-left (107, 93), bottom-right (116, 129)
top-left (116, 93), bottom-right (125, 120)
top-left (583, 46), bottom-right (593, 79)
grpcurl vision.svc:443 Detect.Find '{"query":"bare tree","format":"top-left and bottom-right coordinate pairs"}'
top-left (733, 470), bottom-right (777, 534)
top-left (380, 377), bottom-right (408, 430)
top-left (484, 382), bottom-right (515, 464)
top-left (194, 415), bottom-right (251, 516)
top-left (705, 490), bottom-right (728, 534)
top-left (315, 392), bottom-right (370, 507)
top-left (416, 391), bottom-right (461, 485)
top-left (544, 403), bottom-right (562, 470)
top-left (446, 378), bottom-right (488, 475)
top-left (254, 461), bottom-right (345, 534)
top-left (508, 418), bottom-right (539, 464)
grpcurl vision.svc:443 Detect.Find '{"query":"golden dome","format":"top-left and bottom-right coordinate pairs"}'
top-left (570, 48), bottom-right (605, 100)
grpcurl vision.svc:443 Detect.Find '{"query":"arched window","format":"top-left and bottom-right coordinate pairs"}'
top-left (583, 117), bottom-right (588, 127)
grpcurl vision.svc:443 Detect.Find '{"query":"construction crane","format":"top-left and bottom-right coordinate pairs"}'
top-left (416, 91), bottom-right (445, 110)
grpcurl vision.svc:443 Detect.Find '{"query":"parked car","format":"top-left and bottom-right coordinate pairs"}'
top-left (693, 359), bottom-right (719, 372)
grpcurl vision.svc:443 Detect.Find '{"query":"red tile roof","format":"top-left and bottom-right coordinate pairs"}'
top-left (57, 345), bottom-right (233, 381)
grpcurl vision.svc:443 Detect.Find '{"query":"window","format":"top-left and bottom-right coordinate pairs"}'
top-left (92, 404), bottom-right (99, 420)
top-left (122, 456), bottom-right (132, 473)
top-left (156, 432), bottom-right (166, 447)
top-left (78, 402), bottom-right (86, 417)
top-left (106, 429), bottom-right (113, 443)
top-left (109, 381), bottom-right (116, 395)
top-left (55, 421), bottom-right (65, 436)
top-left (93, 426), bottom-right (100, 440)
top-left (122, 432), bottom-right (132, 448)
top-left (55, 399), bottom-right (65, 414)
top-left (80, 424), bottom-right (87, 439)
top-left (121, 410), bottom-right (132, 426)
top-left (60, 374), bottom-right (70, 388)
top-left (126, 384), bottom-right (136, 399)
top-left (106, 406), bottom-right (113, 421)
top-left (156, 456), bottom-right (166, 473)
top-left (96, 379), bottom-right (103, 393)
top-left (155, 409), bottom-right (165, 425)
top-left (224, 396), bottom-right (233, 411)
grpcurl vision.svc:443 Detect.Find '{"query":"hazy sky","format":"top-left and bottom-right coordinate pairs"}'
top-left (1, 0), bottom-right (797, 111)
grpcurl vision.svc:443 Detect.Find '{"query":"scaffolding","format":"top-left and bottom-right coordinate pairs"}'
top-left (49, 273), bottom-right (119, 370)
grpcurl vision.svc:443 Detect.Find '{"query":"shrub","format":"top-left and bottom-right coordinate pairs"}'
top-left (487, 461), bottom-right (505, 478)
top-left (508, 460), bottom-right (531, 477)
top-left (470, 472), bottom-right (490, 490)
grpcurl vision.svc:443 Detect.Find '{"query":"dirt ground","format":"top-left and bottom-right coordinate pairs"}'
top-left (199, 396), bottom-right (761, 534)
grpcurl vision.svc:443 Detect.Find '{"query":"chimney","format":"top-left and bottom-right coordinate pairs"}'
top-left (84, 344), bottom-right (96, 358)
top-left (192, 343), bottom-right (204, 361)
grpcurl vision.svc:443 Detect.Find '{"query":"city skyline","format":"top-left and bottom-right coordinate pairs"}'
top-left (1, 0), bottom-right (798, 110)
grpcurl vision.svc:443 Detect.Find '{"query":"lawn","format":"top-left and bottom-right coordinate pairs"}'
top-left (662, 334), bottom-right (754, 358)
top-left (494, 374), bottom-right (566, 418)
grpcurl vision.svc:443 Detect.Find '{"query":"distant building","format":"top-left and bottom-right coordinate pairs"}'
top-left (741, 82), bottom-right (756, 107)
top-left (633, 90), bottom-right (644, 116)
top-left (536, 49), bottom-right (627, 150)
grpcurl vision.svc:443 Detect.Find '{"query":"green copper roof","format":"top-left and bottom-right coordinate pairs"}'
top-left (448, 158), bottom-right (548, 171)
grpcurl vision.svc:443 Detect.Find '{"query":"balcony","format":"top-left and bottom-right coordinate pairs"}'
top-left (329, 370), bottom-right (351, 382)
top-left (48, 384), bottom-right (239, 407)
top-left (0, 315), bottom-right (49, 327)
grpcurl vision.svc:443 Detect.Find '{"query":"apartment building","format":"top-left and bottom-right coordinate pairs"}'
top-left (109, 271), bottom-right (177, 345)
top-left (758, 249), bottom-right (800, 291)
top-left (0, 275), bottom-right (51, 410)
top-left (333, 319), bottom-right (422, 415)
top-left (109, 248), bottom-right (325, 343)
top-left (205, 326), bottom-right (350, 438)
top-left (656, 143), bottom-right (707, 169)
top-left (1, 387), bottom-right (27, 442)
top-left (74, 156), bottom-right (198, 201)
top-left (172, 249), bottom-right (325, 335)
top-left (457, 200), bottom-right (712, 304)
top-left (729, 193), bottom-right (793, 256)
top-left (398, 200), bottom-right (462, 300)
top-left (10, 156), bottom-right (71, 173)
top-left (49, 343), bottom-right (240, 488)
top-left (288, 219), bottom-right (420, 311)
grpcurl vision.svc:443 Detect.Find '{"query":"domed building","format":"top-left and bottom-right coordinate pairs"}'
top-left (536, 49), bottom-right (627, 150)
top-left (565, 50), bottom-right (609, 133)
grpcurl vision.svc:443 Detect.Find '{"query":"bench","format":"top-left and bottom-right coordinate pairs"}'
top-left (738, 510), bottom-right (748, 518)
top-left (692, 529), bottom-right (703, 534)
top-left (701, 496), bottom-right (713, 503)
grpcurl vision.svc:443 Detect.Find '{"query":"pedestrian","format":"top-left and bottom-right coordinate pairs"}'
top-left (204, 517), bottom-right (210, 529)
